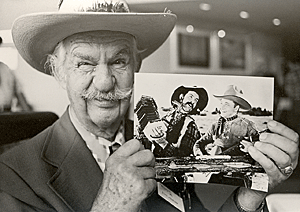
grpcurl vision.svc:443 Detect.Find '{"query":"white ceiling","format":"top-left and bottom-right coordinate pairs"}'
top-left (127, 0), bottom-right (300, 38)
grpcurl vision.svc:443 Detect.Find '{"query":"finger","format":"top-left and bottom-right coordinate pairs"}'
top-left (259, 132), bottom-right (299, 155)
top-left (115, 139), bottom-right (144, 157)
top-left (254, 142), bottom-right (292, 168)
top-left (128, 149), bottom-right (155, 167)
top-left (258, 133), bottom-right (299, 168)
top-left (267, 120), bottom-right (299, 144)
top-left (144, 179), bottom-right (157, 196)
top-left (155, 127), bottom-right (162, 134)
top-left (247, 145), bottom-right (286, 184)
top-left (138, 166), bottom-right (156, 180)
top-left (152, 128), bottom-right (162, 137)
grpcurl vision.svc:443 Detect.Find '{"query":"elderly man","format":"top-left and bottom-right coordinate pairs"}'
top-left (194, 85), bottom-right (260, 156)
top-left (0, 0), bottom-right (299, 212)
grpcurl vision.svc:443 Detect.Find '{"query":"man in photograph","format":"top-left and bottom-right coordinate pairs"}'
top-left (140, 85), bottom-right (208, 157)
top-left (193, 85), bottom-right (259, 156)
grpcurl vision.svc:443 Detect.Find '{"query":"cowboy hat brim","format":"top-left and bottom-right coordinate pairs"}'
top-left (213, 95), bottom-right (251, 110)
top-left (12, 12), bottom-right (176, 74)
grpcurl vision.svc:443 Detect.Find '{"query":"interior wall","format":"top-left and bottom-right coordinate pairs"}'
top-left (16, 55), bottom-right (69, 116)
top-left (0, 0), bottom-right (57, 30)
top-left (141, 25), bottom-right (283, 83)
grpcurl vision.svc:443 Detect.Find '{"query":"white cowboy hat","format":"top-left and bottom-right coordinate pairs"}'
top-left (213, 85), bottom-right (252, 110)
top-left (11, 0), bottom-right (177, 74)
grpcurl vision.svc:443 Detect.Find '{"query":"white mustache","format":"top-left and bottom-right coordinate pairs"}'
top-left (81, 87), bottom-right (133, 102)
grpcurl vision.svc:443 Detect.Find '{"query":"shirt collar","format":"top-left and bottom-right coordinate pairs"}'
top-left (224, 114), bottom-right (238, 122)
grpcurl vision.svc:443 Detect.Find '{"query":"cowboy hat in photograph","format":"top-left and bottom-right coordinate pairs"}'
top-left (213, 85), bottom-right (251, 110)
top-left (171, 85), bottom-right (209, 114)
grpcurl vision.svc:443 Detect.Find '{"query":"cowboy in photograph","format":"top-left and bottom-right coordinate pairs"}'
top-left (193, 85), bottom-right (260, 156)
top-left (0, 0), bottom-right (299, 212)
top-left (142, 85), bottom-right (208, 157)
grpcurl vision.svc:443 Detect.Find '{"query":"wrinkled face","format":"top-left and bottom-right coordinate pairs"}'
top-left (219, 98), bottom-right (238, 118)
top-left (181, 91), bottom-right (199, 113)
top-left (58, 31), bottom-right (138, 135)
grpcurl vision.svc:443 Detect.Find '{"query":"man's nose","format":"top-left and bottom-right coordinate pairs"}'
top-left (92, 64), bottom-right (115, 92)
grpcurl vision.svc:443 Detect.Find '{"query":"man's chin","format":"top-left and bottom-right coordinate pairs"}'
top-left (182, 106), bottom-right (192, 113)
top-left (88, 108), bottom-right (121, 127)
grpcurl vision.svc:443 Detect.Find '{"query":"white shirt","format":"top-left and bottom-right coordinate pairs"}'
top-left (69, 107), bottom-right (125, 171)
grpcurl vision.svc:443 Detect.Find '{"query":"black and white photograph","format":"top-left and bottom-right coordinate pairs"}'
top-left (134, 73), bottom-right (273, 191)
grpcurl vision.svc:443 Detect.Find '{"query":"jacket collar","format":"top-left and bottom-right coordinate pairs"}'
top-left (41, 110), bottom-right (133, 211)
top-left (42, 110), bottom-right (103, 211)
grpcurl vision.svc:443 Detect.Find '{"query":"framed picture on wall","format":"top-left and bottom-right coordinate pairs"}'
top-left (178, 33), bottom-right (210, 67)
top-left (220, 37), bottom-right (246, 70)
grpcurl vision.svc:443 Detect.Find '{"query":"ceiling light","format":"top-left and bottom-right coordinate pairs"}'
top-left (199, 3), bottom-right (211, 11)
top-left (239, 11), bottom-right (249, 19)
top-left (273, 18), bottom-right (281, 26)
top-left (186, 25), bottom-right (194, 33)
top-left (217, 30), bottom-right (226, 38)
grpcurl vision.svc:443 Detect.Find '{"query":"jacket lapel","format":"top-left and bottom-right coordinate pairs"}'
top-left (42, 111), bottom-right (103, 211)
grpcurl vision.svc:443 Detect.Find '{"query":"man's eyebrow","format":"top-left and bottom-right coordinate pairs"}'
top-left (115, 46), bottom-right (131, 57)
top-left (72, 51), bottom-right (96, 61)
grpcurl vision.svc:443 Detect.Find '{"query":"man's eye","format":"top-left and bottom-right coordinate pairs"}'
top-left (111, 59), bottom-right (128, 69)
top-left (76, 62), bottom-right (95, 71)
top-left (77, 62), bottom-right (92, 67)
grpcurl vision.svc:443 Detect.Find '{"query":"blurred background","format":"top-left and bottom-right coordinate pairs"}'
top-left (1, 1), bottom-right (300, 210)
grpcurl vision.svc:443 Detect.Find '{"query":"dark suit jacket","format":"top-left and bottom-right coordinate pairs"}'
top-left (0, 110), bottom-right (243, 212)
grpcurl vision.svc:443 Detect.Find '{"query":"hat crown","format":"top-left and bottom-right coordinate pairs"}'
top-left (223, 85), bottom-right (244, 97)
top-left (59, 0), bottom-right (130, 13)
top-left (213, 85), bottom-right (251, 110)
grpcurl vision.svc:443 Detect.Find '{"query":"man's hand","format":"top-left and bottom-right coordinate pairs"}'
top-left (91, 139), bottom-right (156, 212)
top-left (249, 120), bottom-right (299, 189)
top-left (237, 120), bottom-right (299, 211)
top-left (143, 121), bottom-right (168, 148)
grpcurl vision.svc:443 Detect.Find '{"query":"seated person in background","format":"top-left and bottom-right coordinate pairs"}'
top-left (0, 37), bottom-right (32, 112)
top-left (0, 1), bottom-right (299, 212)
top-left (194, 85), bottom-right (259, 156)
top-left (0, 61), bottom-right (15, 112)
top-left (0, 61), bottom-right (32, 112)
top-left (141, 86), bottom-right (208, 157)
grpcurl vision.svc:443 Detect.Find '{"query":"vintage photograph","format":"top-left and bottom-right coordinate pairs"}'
top-left (134, 73), bottom-right (274, 191)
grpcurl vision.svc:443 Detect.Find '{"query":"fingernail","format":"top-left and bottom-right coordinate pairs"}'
top-left (260, 133), bottom-right (267, 141)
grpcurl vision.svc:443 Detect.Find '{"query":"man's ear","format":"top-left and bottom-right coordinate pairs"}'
top-left (53, 67), bottom-right (67, 89)
top-left (234, 104), bottom-right (240, 112)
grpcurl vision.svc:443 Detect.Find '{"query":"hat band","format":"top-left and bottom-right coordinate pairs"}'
top-left (59, 0), bottom-right (130, 13)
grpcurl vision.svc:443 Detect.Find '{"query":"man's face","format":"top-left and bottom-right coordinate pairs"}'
top-left (181, 91), bottom-right (199, 113)
top-left (219, 98), bottom-right (238, 118)
top-left (60, 31), bottom-right (137, 136)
